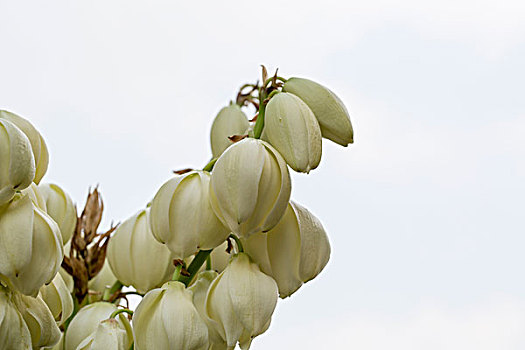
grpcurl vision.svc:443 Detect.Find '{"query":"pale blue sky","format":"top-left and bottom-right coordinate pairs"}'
top-left (1, 1), bottom-right (525, 348)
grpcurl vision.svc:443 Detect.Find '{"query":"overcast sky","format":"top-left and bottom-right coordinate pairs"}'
top-left (1, 1), bottom-right (525, 349)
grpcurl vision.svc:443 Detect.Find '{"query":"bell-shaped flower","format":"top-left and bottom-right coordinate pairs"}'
top-left (205, 253), bottom-right (278, 350)
top-left (244, 201), bottom-right (330, 298)
top-left (189, 271), bottom-right (227, 350)
top-left (107, 209), bottom-right (174, 294)
top-left (12, 292), bottom-right (61, 349)
top-left (0, 193), bottom-right (63, 296)
top-left (0, 284), bottom-right (32, 349)
top-left (38, 272), bottom-right (74, 326)
top-left (210, 105), bottom-right (250, 158)
top-left (0, 110), bottom-right (49, 184)
top-left (64, 302), bottom-right (130, 350)
top-left (0, 118), bottom-right (35, 205)
top-left (263, 92), bottom-right (322, 173)
top-left (150, 171), bottom-right (230, 259)
top-left (282, 77), bottom-right (354, 146)
top-left (39, 183), bottom-right (77, 244)
top-left (88, 260), bottom-right (116, 294)
top-left (76, 318), bottom-right (133, 350)
top-left (133, 281), bottom-right (209, 350)
top-left (209, 139), bottom-right (291, 238)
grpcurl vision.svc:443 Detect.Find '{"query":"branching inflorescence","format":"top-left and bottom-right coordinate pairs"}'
top-left (0, 66), bottom-right (354, 350)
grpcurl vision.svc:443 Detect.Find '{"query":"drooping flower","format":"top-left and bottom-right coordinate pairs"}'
top-left (209, 138), bottom-right (291, 238)
top-left (244, 201), bottom-right (330, 298)
top-left (205, 253), bottom-right (278, 350)
top-left (107, 209), bottom-right (174, 294)
top-left (0, 118), bottom-right (35, 205)
top-left (39, 183), bottom-right (77, 244)
top-left (0, 193), bottom-right (63, 296)
top-left (132, 281), bottom-right (209, 350)
top-left (39, 272), bottom-right (74, 326)
top-left (64, 302), bottom-right (130, 350)
top-left (210, 105), bottom-right (250, 158)
top-left (150, 171), bottom-right (229, 258)
top-left (263, 92), bottom-right (322, 173)
top-left (0, 110), bottom-right (49, 184)
top-left (283, 77), bottom-right (353, 146)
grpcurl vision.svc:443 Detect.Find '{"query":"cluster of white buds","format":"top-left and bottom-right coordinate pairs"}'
top-left (0, 68), bottom-right (353, 349)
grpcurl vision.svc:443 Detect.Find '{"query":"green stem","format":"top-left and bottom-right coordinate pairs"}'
top-left (172, 264), bottom-right (182, 281)
top-left (203, 158), bottom-right (217, 172)
top-left (229, 234), bottom-right (244, 253)
top-left (110, 308), bottom-right (134, 319)
top-left (103, 281), bottom-right (123, 301)
top-left (206, 255), bottom-right (212, 270)
top-left (263, 76), bottom-right (287, 88)
top-left (253, 100), bottom-right (266, 139)
top-left (253, 88), bottom-right (281, 139)
top-left (178, 249), bottom-right (212, 286)
top-left (266, 90), bottom-right (280, 100)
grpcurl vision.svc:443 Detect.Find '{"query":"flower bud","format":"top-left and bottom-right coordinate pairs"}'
top-left (107, 209), bottom-right (174, 293)
top-left (133, 281), bottom-right (209, 350)
top-left (88, 260), bottom-right (117, 294)
top-left (12, 292), bottom-right (61, 349)
top-left (64, 302), bottom-right (130, 350)
top-left (244, 201), bottom-right (330, 298)
top-left (0, 118), bottom-right (35, 205)
top-left (210, 139), bottom-right (291, 238)
top-left (38, 272), bottom-right (74, 326)
top-left (39, 183), bottom-right (77, 244)
top-left (0, 110), bottom-right (49, 184)
top-left (264, 92), bottom-right (322, 173)
top-left (150, 171), bottom-right (230, 259)
top-left (189, 271), bottom-right (227, 350)
top-left (210, 105), bottom-right (250, 158)
top-left (205, 253), bottom-right (278, 350)
top-left (76, 318), bottom-right (133, 350)
top-left (0, 193), bottom-right (63, 296)
top-left (0, 285), bottom-right (32, 349)
top-left (282, 77), bottom-right (354, 146)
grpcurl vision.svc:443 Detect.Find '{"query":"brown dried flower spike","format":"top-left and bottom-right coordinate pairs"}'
top-left (62, 187), bottom-right (117, 303)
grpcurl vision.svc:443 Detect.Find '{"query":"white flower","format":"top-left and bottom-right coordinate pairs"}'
top-left (0, 110), bottom-right (49, 184)
top-left (264, 92), bottom-right (322, 173)
top-left (107, 209), bottom-right (174, 294)
top-left (244, 201), bottom-right (331, 298)
top-left (210, 105), bottom-right (250, 158)
top-left (0, 118), bottom-right (35, 205)
top-left (189, 270), bottom-right (227, 350)
top-left (150, 171), bottom-right (229, 259)
top-left (133, 281), bottom-right (209, 350)
top-left (76, 318), bottom-right (133, 350)
top-left (282, 77), bottom-right (354, 146)
top-left (39, 272), bottom-right (74, 326)
top-left (0, 193), bottom-right (63, 296)
top-left (0, 284), bottom-right (32, 349)
top-left (64, 302), bottom-right (130, 350)
top-left (12, 292), bottom-right (61, 349)
top-left (205, 253), bottom-right (278, 350)
top-left (209, 138), bottom-right (291, 238)
top-left (39, 183), bottom-right (77, 244)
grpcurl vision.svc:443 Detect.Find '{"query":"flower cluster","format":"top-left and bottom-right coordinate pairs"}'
top-left (0, 68), bottom-right (353, 349)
